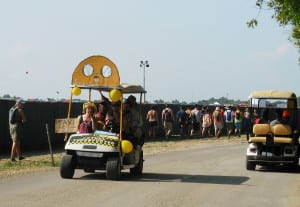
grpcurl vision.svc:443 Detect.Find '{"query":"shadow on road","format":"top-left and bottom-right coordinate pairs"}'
top-left (79, 172), bottom-right (249, 185)
top-left (127, 173), bottom-right (249, 185)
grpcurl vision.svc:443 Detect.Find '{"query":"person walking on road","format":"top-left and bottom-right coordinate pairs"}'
top-left (224, 106), bottom-right (234, 138)
top-left (162, 104), bottom-right (175, 138)
top-left (190, 104), bottom-right (202, 136)
top-left (9, 98), bottom-right (27, 162)
top-left (176, 105), bottom-right (188, 137)
top-left (212, 106), bottom-right (223, 138)
top-left (202, 107), bottom-right (212, 137)
top-left (146, 105), bottom-right (159, 138)
top-left (234, 106), bottom-right (243, 137)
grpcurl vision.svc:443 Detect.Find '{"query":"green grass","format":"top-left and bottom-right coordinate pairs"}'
top-left (0, 153), bottom-right (64, 176)
top-left (0, 136), bottom-right (246, 177)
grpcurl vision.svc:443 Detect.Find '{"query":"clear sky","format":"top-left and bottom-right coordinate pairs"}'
top-left (0, 0), bottom-right (299, 102)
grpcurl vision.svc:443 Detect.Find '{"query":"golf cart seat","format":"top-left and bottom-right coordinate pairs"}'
top-left (252, 124), bottom-right (271, 136)
top-left (271, 124), bottom-right (292, 136)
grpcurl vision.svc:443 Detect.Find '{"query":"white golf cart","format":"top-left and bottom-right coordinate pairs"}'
top-left (246, 90), bottom-right (300, 170)
top-left (56, 55), bottom-right (145, 180)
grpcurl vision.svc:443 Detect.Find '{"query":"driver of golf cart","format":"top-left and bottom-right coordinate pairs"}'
top-left (95, 99), bottom-right (110, 130)
top-left (105, 100), bottom-right (121, 133)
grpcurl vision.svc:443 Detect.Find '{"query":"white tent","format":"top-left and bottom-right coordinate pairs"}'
top-left (209, 101), bottom-right (221, 106)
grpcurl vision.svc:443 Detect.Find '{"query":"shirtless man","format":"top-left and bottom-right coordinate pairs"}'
top-left (146, 105), bottom-right (159, 137)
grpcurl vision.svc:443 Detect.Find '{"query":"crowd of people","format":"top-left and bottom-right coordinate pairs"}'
top-left (145, 104), bottom-right (292, 140)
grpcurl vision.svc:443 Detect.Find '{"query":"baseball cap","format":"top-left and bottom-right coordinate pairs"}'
top-left (16, 98), bottom-right (26, 104)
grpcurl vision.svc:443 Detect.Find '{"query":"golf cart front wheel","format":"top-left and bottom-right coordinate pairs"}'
top-left (60, 155), bottom-right (75, 179)
top-left (106, 157), bottom-right (121, 180)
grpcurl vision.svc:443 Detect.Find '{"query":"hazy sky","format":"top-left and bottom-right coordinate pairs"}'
top-left (0, 0), bottom-right (299, 102)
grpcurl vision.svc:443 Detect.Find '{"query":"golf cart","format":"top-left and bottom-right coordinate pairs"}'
top-left (246, 90), bottom-right (300, 170)
top-left (57, 55), bottom-right (145, 180)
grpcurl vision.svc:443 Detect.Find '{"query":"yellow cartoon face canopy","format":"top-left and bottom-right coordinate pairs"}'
top-left (71, 55), bottom-right (120, 88)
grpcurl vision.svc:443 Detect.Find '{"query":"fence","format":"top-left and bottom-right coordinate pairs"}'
top-left (1, 100), bottom-right (299, 155)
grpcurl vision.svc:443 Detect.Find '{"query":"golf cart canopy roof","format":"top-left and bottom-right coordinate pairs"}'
top-left (70, 83), bottom-right (146, 94)
top-left (249, 90), bottom-right (296, 99)
top-left (249, 90), bottom-right (297, 109)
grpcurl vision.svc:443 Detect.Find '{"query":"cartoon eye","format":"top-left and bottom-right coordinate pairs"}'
top-left (102, 65), bottom-right (112, 78)
top-left (83, 64), bottom-right (94, 76)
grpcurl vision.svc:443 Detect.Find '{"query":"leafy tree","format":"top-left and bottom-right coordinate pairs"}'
top-left (3, 94), bottom-right (11, 98)
top-left (247, 0), bottom-right (300, 61)
top-left (153, 99), bottom-right (165, 104)
top-left (171, 99), bottom-right (180, 104)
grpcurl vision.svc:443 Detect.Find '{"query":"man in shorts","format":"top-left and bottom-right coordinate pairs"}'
top-left (9, 98), bottom-right (27, 161)
top-left (224, 106), bottom-right (234, 138)
top-left (146, 105), bottom-right (159, 138)
top-left (212, 106), bottom-right (223, 138)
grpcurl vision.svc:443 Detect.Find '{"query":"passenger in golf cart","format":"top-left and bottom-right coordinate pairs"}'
top-left (122, 96), bottom-right (144, 147)
top-left (77, 102), bottom-right (97, 133)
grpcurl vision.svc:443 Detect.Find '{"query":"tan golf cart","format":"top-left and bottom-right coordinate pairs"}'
top-left (246, 90), bottom-right (300, 170)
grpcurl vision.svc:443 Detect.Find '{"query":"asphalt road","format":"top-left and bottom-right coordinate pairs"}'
top-left (0, 141), bottom-right (299, 207)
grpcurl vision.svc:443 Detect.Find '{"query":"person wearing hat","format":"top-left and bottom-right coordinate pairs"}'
top-left (212, 106), bottom-right (223, 138)
top-left (9, 98), bottom-right (27, 161)
top-left (95, 99), bottom-right (110, 129)
top-left (77, 102), bottom-right (97, 133)
top-left (270, 109), bottom-right (288, 127)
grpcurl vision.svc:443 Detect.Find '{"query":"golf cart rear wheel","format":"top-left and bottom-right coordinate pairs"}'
top-left (60, 155), bottom-right (75, 179)
top-left (130, 151), bottom-right (143, 176)
top-left (106, 157), bottom-right (121, 180)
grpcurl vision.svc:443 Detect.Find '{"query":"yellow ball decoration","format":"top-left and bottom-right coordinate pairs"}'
top-left (109, 89), bottom-right (122, 102)
top-left (121, 140), bottom-right (133, 154)
top-left (72, 87), bottom-right (81, 96)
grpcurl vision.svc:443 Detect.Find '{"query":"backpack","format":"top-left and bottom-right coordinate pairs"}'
top-left (226, 110), bottom-right (232, 122)
top-left (165, 110), bottom-right (172, 122)
top-left (9, 107), bottom-right (18, 124)
top-left (214, 111), bottom-right (220, 121)
top-left (192, 112), bottom-right (198, 123)
top-left (236, 111), bottom-right (241, 120)
top-left (178, 110), bottom-right (187, 123)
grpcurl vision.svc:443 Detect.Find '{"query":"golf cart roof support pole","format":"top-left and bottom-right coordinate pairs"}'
top-left (65, 91), bottom-right (74, 141)
top-left (88, 88), bottom-right (91, 101)
top-left (119, 94), bottom-right (123, 141)
top-left (138, 92), bottom-right (143, 123)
